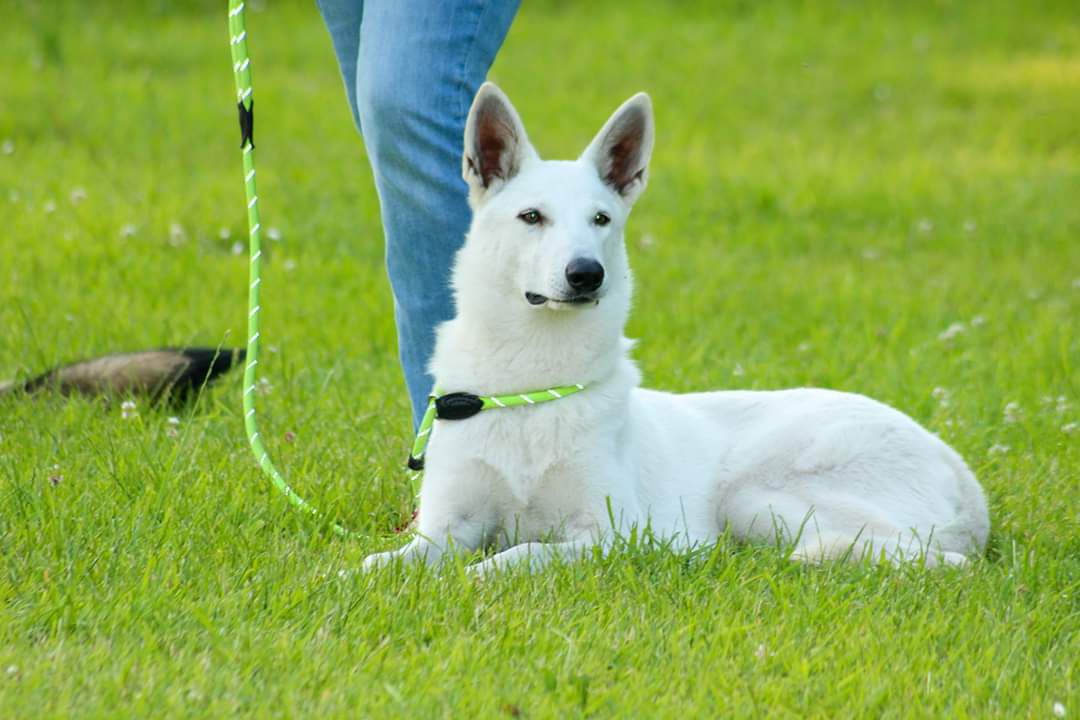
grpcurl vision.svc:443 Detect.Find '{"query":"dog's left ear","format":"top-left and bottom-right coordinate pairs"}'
top-left (581, 93), bottom-right (654, 205)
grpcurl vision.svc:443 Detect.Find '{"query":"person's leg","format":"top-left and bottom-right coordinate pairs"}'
top-left (355, 1), bottom-right (520, 427)
top-left (315, 0), bottom-right (364, 130)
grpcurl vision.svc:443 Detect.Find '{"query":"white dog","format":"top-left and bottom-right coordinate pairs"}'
top-left (363, 83), bottom-right (990, 574)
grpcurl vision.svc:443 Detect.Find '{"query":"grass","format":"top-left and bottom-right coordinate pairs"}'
top-left (2, 0), bottom-right (1078, 715)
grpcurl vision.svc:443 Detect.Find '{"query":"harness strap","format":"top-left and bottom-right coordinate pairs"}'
top-left (406, 383), bottom-right (587, 493)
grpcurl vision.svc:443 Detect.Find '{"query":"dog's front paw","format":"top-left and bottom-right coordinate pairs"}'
top-left (464, 558), bottom-right (499, 579)
top-left (362, 537), bottom-right (440, 571)
top-left (361, 550), bottom-right (401, 572)
top-left (926, 550), bottom-right (970, 568)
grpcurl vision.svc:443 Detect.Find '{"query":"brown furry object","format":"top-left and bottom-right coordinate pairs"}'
top-left (1, 347), bottom-right (245, 404)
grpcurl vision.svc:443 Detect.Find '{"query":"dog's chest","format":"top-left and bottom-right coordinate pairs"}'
top-left (431, 400), bottom-right (601, 505)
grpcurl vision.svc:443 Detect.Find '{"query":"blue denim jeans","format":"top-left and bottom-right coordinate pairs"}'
top-left (316, 0), bottom-right (520, 427)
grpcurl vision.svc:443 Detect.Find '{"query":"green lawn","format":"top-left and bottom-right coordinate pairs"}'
top-left (2, 0), bottom-right (1078, 716)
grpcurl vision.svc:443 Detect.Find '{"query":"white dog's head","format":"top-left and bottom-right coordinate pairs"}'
top-left (452, 83), bottom-right (653, 332)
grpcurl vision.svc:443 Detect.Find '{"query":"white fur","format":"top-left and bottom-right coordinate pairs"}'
top-left (363, 83), bottom-right (990, 574)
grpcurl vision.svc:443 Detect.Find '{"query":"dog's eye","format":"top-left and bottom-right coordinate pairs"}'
top-left (593, 212), bottom-right (611, 227)
top-left (518, 209), bottom-right (543, 225)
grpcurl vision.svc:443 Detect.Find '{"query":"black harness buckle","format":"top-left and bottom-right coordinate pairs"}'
top-left (435, 392), bottom-right (484, 420)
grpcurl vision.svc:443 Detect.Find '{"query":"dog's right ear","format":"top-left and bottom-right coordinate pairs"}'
top-left (462, 83), bottom-right (536, 205)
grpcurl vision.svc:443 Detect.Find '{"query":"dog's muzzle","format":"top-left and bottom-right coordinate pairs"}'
top-left (525, 258), bottom-right (605, 307)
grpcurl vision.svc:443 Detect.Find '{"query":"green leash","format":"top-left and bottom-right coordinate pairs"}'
top-left (229, 0), bottom-right (353, 538)
top-left (227, 0), bottom-right (586, 534)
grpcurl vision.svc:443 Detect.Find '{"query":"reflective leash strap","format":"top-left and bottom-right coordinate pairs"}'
top-left (228, 0), bottom-right (353, 538)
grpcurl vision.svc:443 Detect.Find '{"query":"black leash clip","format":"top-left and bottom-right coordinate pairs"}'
top-left (237, 100), bottom-right (254, 148)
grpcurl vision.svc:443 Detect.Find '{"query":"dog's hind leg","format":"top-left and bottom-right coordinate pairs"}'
top-left (790, 528), bottom-right (970, 567)
top-left (725, 488), bottom-right (920, 564)
top-left (790, 530), bottom-right (876, 564)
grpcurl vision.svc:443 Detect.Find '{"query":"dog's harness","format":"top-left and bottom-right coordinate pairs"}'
top-left (406, 383), bottom-right (588, 492)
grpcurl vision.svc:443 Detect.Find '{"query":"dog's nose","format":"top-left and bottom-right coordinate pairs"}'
top-left (565, 258), bottom-right (604, 293)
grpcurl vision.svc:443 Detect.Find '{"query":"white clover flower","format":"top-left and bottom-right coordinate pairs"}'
top-left (266, 226), bottom-right (282, 241)
top-left (1053, 701), bottom-right (1066, 718)
top-left (283, 259), bottom-right (297, 272)
top-left (1062, 422), bottom-right (1077, 435)
top-left (797, 341), bottom-right (811, 354)
top-left (938, 322), bottom-right (966, 342)
top-left (916, 218), bottom-right (933, 234)
top-left (43, 199), bottom-right (56, 214)
top-left (732, 363), bottom-right (745, 377)
top-left (1, 139), bottom-right (13, 155)
top-left (120, 223), bottom-right (137, 239)
top-left (932, 387), bottom-right (949, 400)
top-left (121, 399), bottom-right (138, 419)
top-left (218, 226), bottom-right (232, 240)
top-left (1003, 402), bottom-right (1022, 424)
top-left (970, 315), bottom-right (986, 327)
top-left (169, 222), bottom-right (186, 246)
top-left (70, 187), bottom-right (87, 205)
top-left (988, 443), bottom-right (1009, 456)
top-left (231, 241), bottom-right (244, 255)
